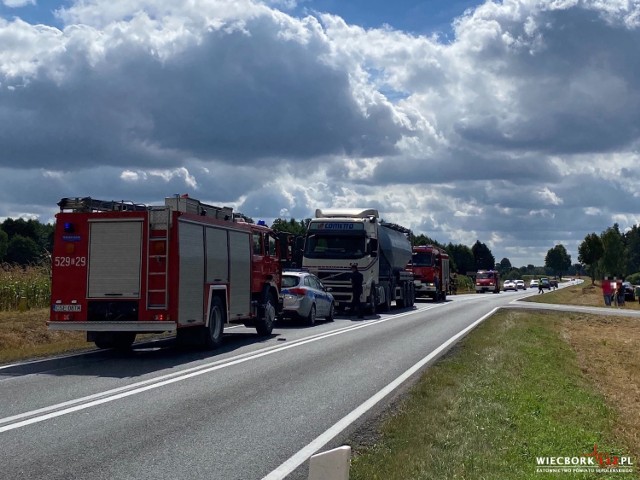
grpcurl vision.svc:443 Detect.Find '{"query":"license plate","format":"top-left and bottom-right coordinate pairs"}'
top-left (53, 304), bottom-right (82, 312)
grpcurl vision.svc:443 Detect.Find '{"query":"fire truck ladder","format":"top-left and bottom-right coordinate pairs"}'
top-left (146, 206), bottom-right (171, 310)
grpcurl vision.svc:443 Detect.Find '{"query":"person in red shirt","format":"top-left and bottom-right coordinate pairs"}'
top-left (602, 277), bottom-right (613, 306)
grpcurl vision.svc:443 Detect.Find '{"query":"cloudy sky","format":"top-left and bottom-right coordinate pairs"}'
top-left (1, 0), bottom-right (639, 267)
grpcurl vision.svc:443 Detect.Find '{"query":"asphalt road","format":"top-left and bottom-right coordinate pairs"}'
top-left (0, 285), bottom-right (600, 480)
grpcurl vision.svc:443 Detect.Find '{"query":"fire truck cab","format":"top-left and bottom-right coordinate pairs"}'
top-left (475, 270), bottom-right (500, 294)
top-left (48, 195), bottom-right (284, 350)
top-left (410, 245), bottom-right (450, 302)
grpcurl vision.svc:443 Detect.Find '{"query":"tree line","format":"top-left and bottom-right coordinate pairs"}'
top-left (0, 215), bottom-right (586, 281)
top-left (0, 218), bottom-right (54, 266)
top-left (578, 223), bottom-right (640, 284)
top-left (271, 218), bottom-right (577, 278)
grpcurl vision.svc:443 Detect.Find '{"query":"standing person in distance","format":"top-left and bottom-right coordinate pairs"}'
top-left (350, 263), bottom-right (364, 319)
top-left (601, 277), bottom-right (612, 306)
top-left (538, 279), bottom-right (544, 294)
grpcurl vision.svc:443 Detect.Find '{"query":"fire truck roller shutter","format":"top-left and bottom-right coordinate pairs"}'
top-left (178, 221), bottom-right (206, 326)
top-left (88, 220), bottom-right (143, 298)
top-left (205, 227), bottom-right (229, 285)
top-left (228, 230), bottom-right (252, 319)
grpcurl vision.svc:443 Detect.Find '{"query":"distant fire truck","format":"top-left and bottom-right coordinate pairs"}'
top-left (48, 195), bottom-right (285, 350)
top-left (475, 270), bottom-right (500, 294)
top-left (410, 245), bottom-right (450, 301)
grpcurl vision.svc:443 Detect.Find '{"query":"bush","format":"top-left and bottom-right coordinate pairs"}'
top-left (626, 272), bottom-right (640, 285)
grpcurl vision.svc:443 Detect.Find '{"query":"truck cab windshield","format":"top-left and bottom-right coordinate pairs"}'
top-left (412, 253), bottom-right (433, 267)
top-left (304, 233), bottom-right (366, 259)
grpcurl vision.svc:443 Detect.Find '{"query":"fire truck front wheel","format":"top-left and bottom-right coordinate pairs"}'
top-left (203, 296), bottom-right (225, 349)
top-left (256, 291), bottom-right (276, 336)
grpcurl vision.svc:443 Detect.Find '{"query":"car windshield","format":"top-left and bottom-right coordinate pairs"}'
top-left (304, 233), bottom-right (366, 259)
top-left (477, 273), bottom-right (493, 279)
top-left (282, 275), bottom-right (301, 288)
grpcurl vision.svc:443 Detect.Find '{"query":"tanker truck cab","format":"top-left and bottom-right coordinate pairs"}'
top-left (302, 208), bottom-right (414, 313)
top-left (302, 209), bottom-right (378, 310)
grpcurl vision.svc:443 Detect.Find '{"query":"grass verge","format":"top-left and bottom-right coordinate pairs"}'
top-left (523, 280), bottom-right (640, 310)
top-left (349, 310), bottom-right (639, 480)
top-left (0, 308), bottom-right (90, 364)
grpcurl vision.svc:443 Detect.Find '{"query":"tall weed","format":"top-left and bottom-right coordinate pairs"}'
top-left (0, 264), bottom-right (51, 311)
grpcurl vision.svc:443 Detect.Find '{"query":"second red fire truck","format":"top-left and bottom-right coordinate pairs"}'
top-left (48, 195), bottom-right (287, 350)
top-left (475, 270), bottom-right (501, 293)
top-left (410, 245), bottom-right (450, 302)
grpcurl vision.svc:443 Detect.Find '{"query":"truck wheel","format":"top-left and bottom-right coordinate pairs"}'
top-left (256, 291), bottom-right (275, 336)
top-left (365, 286), bottom-right (377, 315)
top-left (94, 332), bottom-right (136, 350)
top-left (396, 286), bottom-right (406, 308)
top-left (377, 286), bottom-right (391, 313)
top-left (306, 304), bottom-right (317, 326)
top-left (203, 296), bottom-right (225, 349)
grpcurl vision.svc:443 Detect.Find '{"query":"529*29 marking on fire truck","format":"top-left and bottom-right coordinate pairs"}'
top-left (54, 256), bottom-right (87, 267)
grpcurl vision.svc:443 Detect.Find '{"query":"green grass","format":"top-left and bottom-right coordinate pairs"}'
top-left (523, 280), bottom-right (640, 310)
top-left (349, 310), bottom-right (638, 480)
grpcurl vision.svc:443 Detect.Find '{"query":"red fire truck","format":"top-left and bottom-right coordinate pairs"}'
top-left (410, 245), bottom-right (450, 302)
top-left (48, 195), bottom-right (285, 350)
top-left (475, 270), bottom-right (500, 293)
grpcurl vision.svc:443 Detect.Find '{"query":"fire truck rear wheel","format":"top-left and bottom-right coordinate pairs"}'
top-left (204, 296), bottom-right (225, 349)
top-left (256, 292), bottom-right (276, 336)
top-left (93, 332), bottom-right (136, 350)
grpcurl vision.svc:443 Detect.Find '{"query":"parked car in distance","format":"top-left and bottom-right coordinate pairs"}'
top-left (503, 280), bottom-right (518, 291)
top-left (622, 281), bottom-right (635, 301)
top-left (539, 277), bottom-right (551, 290)
top-left (529, 279), bottom-right (539, 289)
top-left (515, 280), bottom-right (526, 290)
top-left (280, 270), bottom-right (335, 326)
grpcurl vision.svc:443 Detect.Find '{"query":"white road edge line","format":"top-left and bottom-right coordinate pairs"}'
top-left (261, 307), bottom-right (499, 480)
top-left (0, 304), bottom-right (443, 432)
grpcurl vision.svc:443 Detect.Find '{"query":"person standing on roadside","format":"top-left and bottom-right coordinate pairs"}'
top-left (602, 277), bottom-right (613, 306)
top-left (350, 263), bottom-right (364, 319)
top-left (538, 279), bottom-right (544, 294)
top-left (616, 278), bottom-right (626, 307)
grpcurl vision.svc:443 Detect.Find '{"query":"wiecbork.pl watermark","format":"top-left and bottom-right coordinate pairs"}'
top-left (535, 444), bottom-right (635, 474)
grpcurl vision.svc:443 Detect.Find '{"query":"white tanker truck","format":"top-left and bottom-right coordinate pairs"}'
top-left (301, 208), bottom-right (415, 313)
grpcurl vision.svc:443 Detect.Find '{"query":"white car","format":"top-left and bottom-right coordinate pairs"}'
top-left (515, 280), bottom-right (526, 290)
top-left (529, 279), bottom-right (539, 289)
top-left (503, 280), bottom-right (518, 291)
